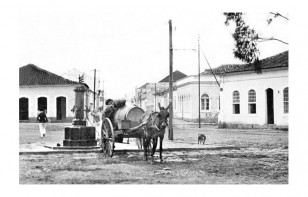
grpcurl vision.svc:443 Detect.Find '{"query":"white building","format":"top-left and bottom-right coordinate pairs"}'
top-left (135, 70), bottom-right (220, 123)
top-left (135, 70), bottom-right (186, 112)
top-left (19, 64), bottom-right (96, 122)
top-left (215, 51), bottom-right (288, 129)
top-left (135, 82), bottom-right (169, 112)
top-left (173, 73), bottom-right (220, 123)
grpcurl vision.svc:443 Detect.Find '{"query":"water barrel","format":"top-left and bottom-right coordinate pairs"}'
top-left (112, 105), bottom-right (145, 129)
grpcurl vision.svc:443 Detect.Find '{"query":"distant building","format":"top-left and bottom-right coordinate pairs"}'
top-left (158, 70), bottom-right (188, 83)
top-left (135, 82), bottom-right (169, 112)
top-left (154, 71), bottom-right (220, 123)
top-left (135, 70), bottom-right (187, 112)
top-left (134, 70), bottom-right (220, 123)
top-left (173, 72), bottom-right (220, 123)
top-left (19, 64), bottom-right (96, 122)
top-left (214, 51), bottom-right (288, 129)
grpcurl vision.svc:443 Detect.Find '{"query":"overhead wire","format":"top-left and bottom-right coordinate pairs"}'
top-left (200, 48), bottom-right (220, 87)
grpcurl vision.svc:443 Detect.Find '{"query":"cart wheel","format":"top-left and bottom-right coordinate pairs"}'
top-left (101, 118), bottom-right (115, 157)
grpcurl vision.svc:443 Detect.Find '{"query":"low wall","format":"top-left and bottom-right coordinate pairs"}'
top-left (176, 117), bottom-right (218, 124)
top-left (19, 117), bottom-right (74, 123)
top-left (218, 122), bottom-right (288, 131)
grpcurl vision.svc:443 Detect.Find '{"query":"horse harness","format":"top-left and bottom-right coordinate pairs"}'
top-left (142, 112), bottom-right (164, 133)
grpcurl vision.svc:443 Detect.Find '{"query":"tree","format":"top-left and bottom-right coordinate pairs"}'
top-left (223, 12), bottom-right (288, 73)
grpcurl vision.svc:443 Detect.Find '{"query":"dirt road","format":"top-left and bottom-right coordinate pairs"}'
top-left (19, 147), bottom-right (288, 184)
top-left (19, 123), bottom-right (288, 184)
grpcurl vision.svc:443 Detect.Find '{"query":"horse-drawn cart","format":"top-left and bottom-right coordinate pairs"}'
top-left (100, 104), bottom-right (145, 157)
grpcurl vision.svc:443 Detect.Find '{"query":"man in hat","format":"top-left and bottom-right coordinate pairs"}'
top-left (105, 99), bottom-right (113, 106)
top-left (103, 99), bottom-right (115, 119)
top-left (37, 109), bottom-right (48, 138)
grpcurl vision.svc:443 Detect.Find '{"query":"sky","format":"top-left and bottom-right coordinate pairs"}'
top-left (18, 3), bottom-right (288, 99)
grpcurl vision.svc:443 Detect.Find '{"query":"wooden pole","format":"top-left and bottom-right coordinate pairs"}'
top-left (168, 20), bottom-right (173, 140)
top-left (93, 69), bottom-right (96, 109)
top-left (198, 35), bottom-right (201, 128)
top-left (154, 83), bottom-right (157, 111)
top-left (102, 80), bottom-right (105, 108)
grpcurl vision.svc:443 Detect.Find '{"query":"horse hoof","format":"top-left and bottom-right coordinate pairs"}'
top-left (160, 160), bottom-right (164, 164)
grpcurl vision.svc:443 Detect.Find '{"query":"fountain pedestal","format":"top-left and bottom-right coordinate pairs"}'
top-left (63, 85), bottom-right (97, 147)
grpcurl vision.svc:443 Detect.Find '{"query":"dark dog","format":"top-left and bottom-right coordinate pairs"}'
top-left (198, 133), bottom-right (206, 145)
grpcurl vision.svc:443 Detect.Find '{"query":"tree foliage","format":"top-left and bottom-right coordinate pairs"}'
top-left (224, 12), bottom-right (288, 73)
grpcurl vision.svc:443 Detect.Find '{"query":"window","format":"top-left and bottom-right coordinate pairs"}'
top-left (283, 87), bottom-right (288, 113)
top-left (233, 91), bottom-right (240, 114)
top-left (248, 90), bottom-right (256, 114)
top-left (201, 94), bottom-right (210, 110)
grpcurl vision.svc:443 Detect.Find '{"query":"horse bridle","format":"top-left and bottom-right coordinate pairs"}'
top-left (153, 113), bottom-right (168, 130)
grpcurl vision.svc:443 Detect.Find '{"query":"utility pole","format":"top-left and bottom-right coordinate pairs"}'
top-left (102, 80), bottom-right (105, 108)
top-left (93, 69), bottom-right (96, 109)
top-left (198, 35), bottom-right (201, 128)
top-left (90, 69), bottom-right (101, 109)
top-left (168, 19), bottom-right (173, 140)
top-left (154, 83), bottom-right (157, 111)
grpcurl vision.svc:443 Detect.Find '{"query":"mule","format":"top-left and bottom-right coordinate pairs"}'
top-left (140, 103), bottom-right (169, 164)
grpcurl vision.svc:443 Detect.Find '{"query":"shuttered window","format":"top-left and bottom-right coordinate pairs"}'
top-left (233, 91), bottom-right (240, 114)
top-left (283, 87), bottom-right (288, 113)
top-left (248, 90), bottom-right (256, 114)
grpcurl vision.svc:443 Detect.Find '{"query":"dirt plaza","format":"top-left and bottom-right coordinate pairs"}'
top-left (19, 121), bottom-right (288, 184)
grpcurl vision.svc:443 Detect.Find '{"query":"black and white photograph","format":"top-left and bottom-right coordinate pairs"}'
top-left (2, 0), bottom-right (308, 196)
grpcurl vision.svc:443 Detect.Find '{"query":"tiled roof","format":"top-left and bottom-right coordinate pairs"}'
top-left (159, 70), bottom-right (187, 82)
top-left (139, 83), bottom-right (149, 89)
top-left (19, 64), bottom-right (79, 86)
top-left (210, 51), bottom-right (288, 75)
top-left (201, 69), bottom-right (213, 75)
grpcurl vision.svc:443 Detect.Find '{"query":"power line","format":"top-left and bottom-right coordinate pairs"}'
top-left (200, 49), bottom-right (220, 87)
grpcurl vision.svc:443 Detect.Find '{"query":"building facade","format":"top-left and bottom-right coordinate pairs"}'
top-left (215, 51), bottom-right (288, 128)
top-left (20, 85), bottom-right (77, 122)
top-left (135, 70), bottom-right (187, 112)
top-left (134, 70), bottom-right (220, 123)
top-left (19, 64), bottom-right (97, 122)
top-left (135, 82), bottom-right (169, 112)
top-left (173, 74), bottom-right (220, 123)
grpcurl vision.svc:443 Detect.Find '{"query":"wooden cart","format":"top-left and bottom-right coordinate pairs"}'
top-left (100, 105), bottom-right (145, 157)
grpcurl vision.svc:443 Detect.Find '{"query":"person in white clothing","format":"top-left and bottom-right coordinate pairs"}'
top-left (91, 107), bottom-right (103, 145)
top-left (37, 109), bottom-right (48, 138)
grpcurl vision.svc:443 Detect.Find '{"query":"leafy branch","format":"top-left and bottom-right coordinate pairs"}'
top-left (267, 12), bottom-right (289, 24)
top-left (223, 12), bottom-right (288, 73)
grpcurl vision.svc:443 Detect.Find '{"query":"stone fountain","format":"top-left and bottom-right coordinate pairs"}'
top-left (63, 84), bottom-right (97, 147)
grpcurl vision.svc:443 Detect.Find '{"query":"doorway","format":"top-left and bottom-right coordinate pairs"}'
top-left (19, 97), bottom-right (29, 120)
top-left (38, 97), bottom-right (47, 112)
top-left (266, 88), bottom-right (274, 124)
top-left (56, 97), bottom-right (66, 120)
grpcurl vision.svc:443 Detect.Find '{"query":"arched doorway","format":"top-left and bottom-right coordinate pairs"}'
top-left (266, 88), bottom-right (274, 124)
top-left (38, 97), bottom-right (47, 112)
top-left (56, 97), bottom-right (66, 120)
top-left (19, 97), bottom-right (29, 120)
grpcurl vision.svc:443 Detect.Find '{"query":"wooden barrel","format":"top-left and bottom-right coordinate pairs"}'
top-left (112, 105), bottom-right (145, 129)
